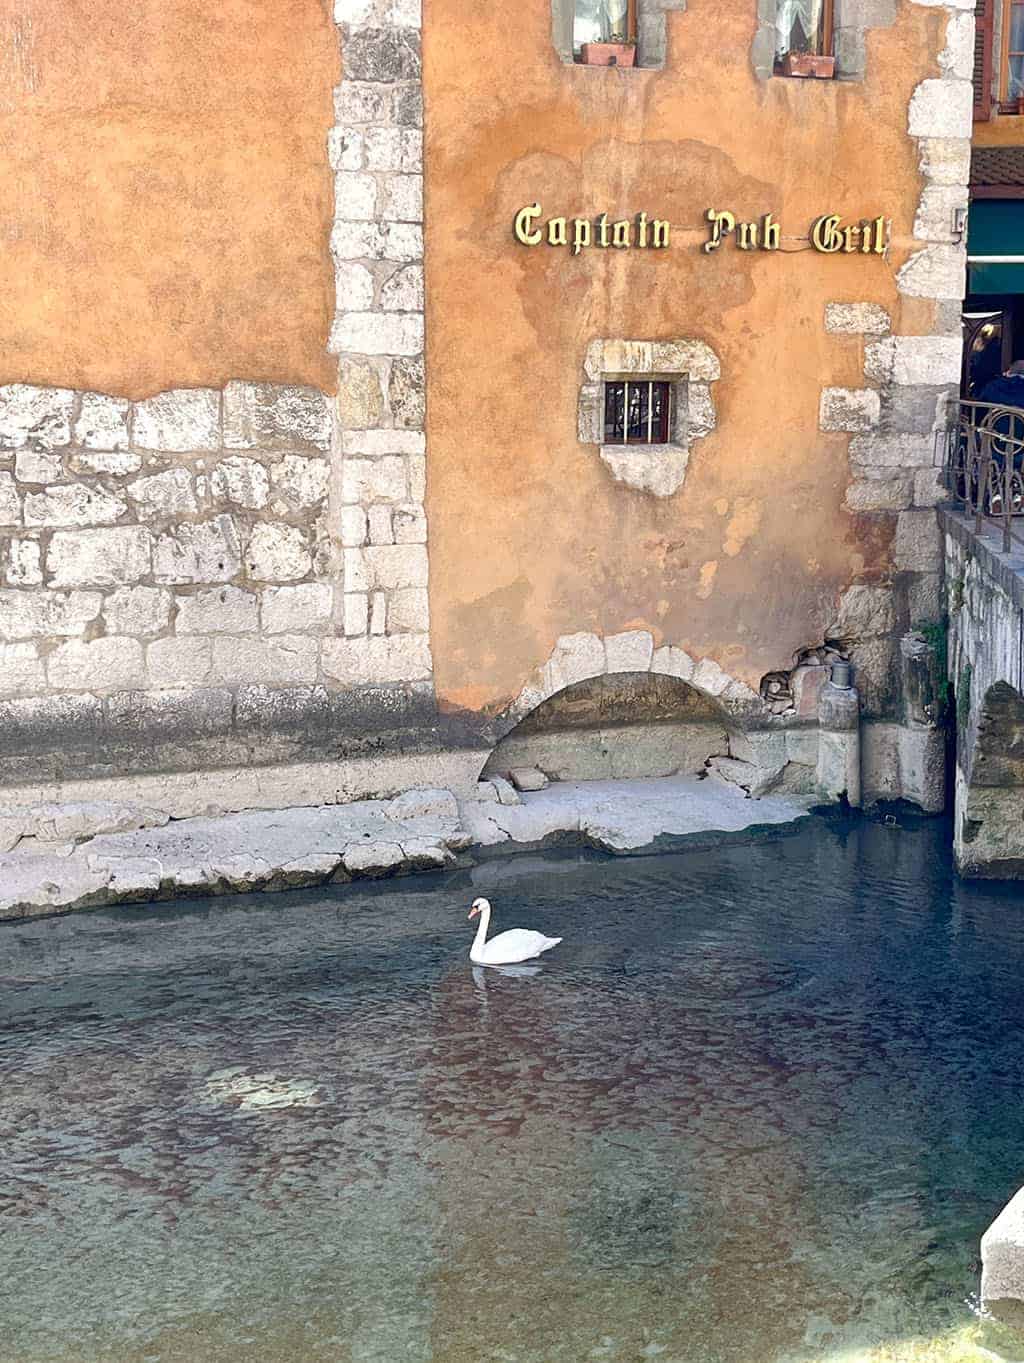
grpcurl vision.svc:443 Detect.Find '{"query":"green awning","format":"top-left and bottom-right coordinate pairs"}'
top-left (968, 199), bottom-right (1024, 295)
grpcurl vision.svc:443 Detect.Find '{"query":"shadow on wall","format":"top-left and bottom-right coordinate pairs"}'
top-left (482, 671), bottom-right (734, 783)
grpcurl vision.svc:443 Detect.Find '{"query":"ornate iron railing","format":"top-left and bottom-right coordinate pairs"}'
top-left (943, 399), bottom-right (1024, 553)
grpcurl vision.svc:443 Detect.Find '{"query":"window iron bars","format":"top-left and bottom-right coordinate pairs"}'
top-left (943, 399), bottom-right (1024, 552)
top-left (603, 380), bottom-right (671, 445)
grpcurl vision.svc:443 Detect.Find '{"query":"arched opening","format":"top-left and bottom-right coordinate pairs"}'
top-left (956, 680), bottom-right (1024, 876)
top-left (483, 671), bottom-right (735, 784)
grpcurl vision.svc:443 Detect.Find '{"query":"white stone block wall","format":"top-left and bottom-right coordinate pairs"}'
top-left (330, 0), bottom-right (432, 687)
top-left (0, 380), bottom-right (351, 698)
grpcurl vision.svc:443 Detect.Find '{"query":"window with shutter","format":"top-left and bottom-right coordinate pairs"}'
top-left (975, 0), bottom-right (995, 121)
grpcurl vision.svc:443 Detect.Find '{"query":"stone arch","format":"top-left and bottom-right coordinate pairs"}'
top-left (956, 680), bottom-right (1024, 877)
top-left (493, 629), bottom-right (765, 743)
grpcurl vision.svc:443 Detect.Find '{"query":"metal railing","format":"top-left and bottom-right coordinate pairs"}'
top-left (943, 399), bottom-right (1024, 553)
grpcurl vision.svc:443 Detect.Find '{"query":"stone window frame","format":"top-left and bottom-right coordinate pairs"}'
top-left (750, 0), bottom-right (896, 83)
top-left (578, 338), bottom-right (720, 497)
top-left (551, 0), bottom-right (686, 71)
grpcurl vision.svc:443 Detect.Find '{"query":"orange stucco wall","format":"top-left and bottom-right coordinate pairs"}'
top-left (0, 0), bottom-right (338, 398)
top-left (423, 0), bottom-right (946, 717)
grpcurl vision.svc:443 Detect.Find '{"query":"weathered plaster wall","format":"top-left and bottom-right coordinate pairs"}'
top-left (0, 0), bottom-right (338, 397)
top-left (423, 0), bottom-right (966, 731)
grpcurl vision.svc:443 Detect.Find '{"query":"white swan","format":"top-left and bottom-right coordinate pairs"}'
top-left (467, 897), bottom-right (562, 967)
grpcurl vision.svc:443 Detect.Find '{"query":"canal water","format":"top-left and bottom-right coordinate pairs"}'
top-left (3, 812), bottom-right (1024, 1363)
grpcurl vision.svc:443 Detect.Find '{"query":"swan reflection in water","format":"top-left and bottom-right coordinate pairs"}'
top-left (471, 962), bottom-right (543, 991)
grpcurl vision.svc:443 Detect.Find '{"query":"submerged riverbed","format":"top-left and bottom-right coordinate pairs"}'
top-left (3, 811), bottom-right (1024, 1363)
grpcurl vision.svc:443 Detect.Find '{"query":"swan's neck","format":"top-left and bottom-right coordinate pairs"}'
top-left (472, 905), bottom-right (491, 955)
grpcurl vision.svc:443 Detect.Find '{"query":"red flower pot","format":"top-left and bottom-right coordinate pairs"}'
top-left (579, 42), bottom-right (637, 67)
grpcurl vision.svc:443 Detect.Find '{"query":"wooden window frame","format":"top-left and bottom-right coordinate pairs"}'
top-left (999, 0), bottom-right (1024, 113)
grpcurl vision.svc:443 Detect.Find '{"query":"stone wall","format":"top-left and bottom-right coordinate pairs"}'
top-left (0, 379), bottom-right (447, 790)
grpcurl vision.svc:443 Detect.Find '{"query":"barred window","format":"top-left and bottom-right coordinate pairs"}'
top-left (603, 380), bottom-right (671, 445)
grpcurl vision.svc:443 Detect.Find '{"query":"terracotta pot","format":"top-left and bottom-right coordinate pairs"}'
top-left (579, 42), bottom-right (637, 67)
top-left (780, 52), bottom-right (835, 78)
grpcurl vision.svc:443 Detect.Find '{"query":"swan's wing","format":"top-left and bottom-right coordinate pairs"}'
top-left (479, 928), bottom-right (563, 964)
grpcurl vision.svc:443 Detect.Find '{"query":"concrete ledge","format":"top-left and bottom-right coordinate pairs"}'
top-left (941, 506), bottom-right (1024, 614)
top-left (983, 1187), bottom-right (1024, 1329)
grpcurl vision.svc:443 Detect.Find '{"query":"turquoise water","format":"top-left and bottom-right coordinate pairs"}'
top-left (2, 812), bottom-right (1024, 1362)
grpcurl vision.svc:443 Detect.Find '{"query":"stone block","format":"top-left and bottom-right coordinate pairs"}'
top-left (211, 635), bottom-right (318, 686)
top-left (328, 126), bottom-right (364, 172)
top-left (341, 455), bottom-right (407, 504)
top-left (223, 382), bottom-right (331, 451)
top-left (344, 591), bottom-right (369, 635)
top-left (335, 170), bottom-right (378, 221)
top-left (341, 429), bottom-right (424, 456)
top-left (913, 466), bottom-right (947, 506)
top-left (321, 633), bottom-right (432, 684)
top-left (341, 505), bottom-right (368, 546)
top-left (578, 384), bottom-right (603, 443)
top-left (509, 766), bottom-right (548, 792)
top-left (5, 540), bottom-right (42, 588)
top-left (370, 591), bottom-right (387, 634)
top-left (820, 387), bottom-right (881, 432)
top-left (380, 263), bottom-right (424, 311)
top-left (649, 340), bottom-right (720, 380)
top-left (48, 527), bottom-right (151, 587)
top-left (0, 589), bottom-right (102, 641)
top-left (0, 474), bottom-right (21, 527)
top-left (24, 483), bottom-right (127, 528)
top-left (368, 504), bottom-right (393, 544)
top-left (103, 587), bottom-right (173, 637)
top-left (382, 221), bottom-right (423, 262)
top-left (15, 449), bottom-right (63, 483)
top-left (791, 664), bottom-right (829, 717)
top-left (864, 338), bottom-right (896, 384)
top-left (331, 220), bottom-right (386, 261)
top-left (543, 632), bottom-right (606, 693)
top-left (0, 384), bottom-right (74, 450)
top-left (897, 244), bottom-right (966, 300)
top-left (652, 644), bottom-right (696, 681)
top-left (68, 447), bottom-right (142, 476)
top-left (132, 389), bottom-right (220, 452)
top-left (343, 841), bottom-right (405, 877)
top-left (393, 503), bottom-right (427, 543)
top-left (828, 584), bottom-right (896, 640)
top-left (393, 84), bottom-right (423, 127)
top-left (895, 509), bottom-right (942, 572)
top-left (907, 78), bottom-right (974, 139)
top-left (0, 642), bottom-right (45, 696)
top-left (389, 356), bottom-right (425, 428)
top-left (244, 523), bottom-right (312, 583)
top-left (880, 384), bottom-right (950, 435)
top-left (691, 656), bottom-right (731, 696)
top-left (48, 637), bottom-right (145, 692)
top-left (343, 28), bottom-right (421, 82)
top-left (333, 313), bottom-right (424, 357)
top-left (145, 637), bottom-right (215, 687)
top-left (271, 455), bottom-right (330, 510)
top-left (335, 261), bottom-right (375, 314)
top-left (210, 457), bottom-right (270, 510)
top-left (390, 0), bottom-right (421, 28)
top-left (845, 473), bottom-right (914, 511)
top-left (388, 586), bottom-right (429, 633)
top-left (262, 583), bottom-right (333, 634)
top-left (824, 302), bottom-right (891, 335)
top-left (688, 383), bottom-right (717, 438)
top-left (363, 543), bottom-right (428, 588)
top-left (344, 547), bottom-right (371, 593)
top-left (918, 136), bottom-right (971, 187)
top-left (127, 468), bottom-right (197, 517)
top-left (74, 393), bottom-right (131, 451)
top-left (153, 517), bottom-right (242, 585)
top-left (380, 173), bottom-right (423, 223)
top-left (848, 433), bottom-right (937, 468)
top-left (605, 630), bottom-right (654, 673)
top-left (913, 187), bottom-right (969, 246)
top-left (408, 454), bottom-right (426, 500)
top-left (176, 585), bottom-right (259, 635)
top-left (338, 358), bottom-right (386, 429)
top-left (334, 80), bottom-right (391, 124)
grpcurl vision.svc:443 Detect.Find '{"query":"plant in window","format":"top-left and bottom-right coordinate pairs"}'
top-left (775, 0), bottom-right (835, 79)
top-left (575, 0), bottom-right (637, 66)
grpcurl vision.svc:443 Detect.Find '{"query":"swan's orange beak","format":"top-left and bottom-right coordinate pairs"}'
top-left (468, 905), bottom-right (480, 920)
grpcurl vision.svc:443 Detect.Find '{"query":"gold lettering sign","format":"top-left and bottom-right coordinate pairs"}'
top-left (512, 205), bottom-right (890, 255)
